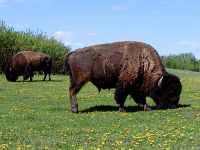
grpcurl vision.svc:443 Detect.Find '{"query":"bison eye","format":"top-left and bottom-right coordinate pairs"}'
top-left (168, 92), bottom-right (175, 97)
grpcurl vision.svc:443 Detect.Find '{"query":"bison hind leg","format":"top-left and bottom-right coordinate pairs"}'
top-left (69, 77), bottom-right (87, 113)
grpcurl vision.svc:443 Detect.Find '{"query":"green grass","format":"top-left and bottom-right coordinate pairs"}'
top-left (0, 69), bottom-right (200, 149)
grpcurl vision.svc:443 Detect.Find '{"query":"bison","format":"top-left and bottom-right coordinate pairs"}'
top-left (64, 41), bottom-right (182, 113)
top-left (5, 51), bottom-right (52, 82)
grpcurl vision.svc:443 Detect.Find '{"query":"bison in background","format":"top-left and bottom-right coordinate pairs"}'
top-left (64, 41), bottom-right (182, 113)
top-left (5, 51), bottom-right (52, 82)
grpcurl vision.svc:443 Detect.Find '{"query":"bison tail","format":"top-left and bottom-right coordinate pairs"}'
top-left (48, 57), bottom-right (52, 65)
top-left (63, 62), bottom-right (70, 75)
top-left (45, 56), bottom-right (52, 64)
top-left (63, 52), bottom-right (72, 75)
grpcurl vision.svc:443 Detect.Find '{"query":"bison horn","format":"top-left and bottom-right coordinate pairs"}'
top-left (9, 66), bottom-right (12, 72)
top-left (158, 76), bottom-right (163, 88)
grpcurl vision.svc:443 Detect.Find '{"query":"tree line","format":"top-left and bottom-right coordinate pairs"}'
top-left (1, 20), bottom-right (200, 74)
top-left (0, 20), bottom-right (70, 74)
top-left (161, 53), bottom-right (200, 72)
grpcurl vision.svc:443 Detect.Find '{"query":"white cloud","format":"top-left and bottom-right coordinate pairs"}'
top-left (53, 30), bottom-right (84, 48)
top-left (153, 10), bottom-right (162, 15)
top-left (54, 30), bottom-right (76, 41)
top-left (0, 0), bottom-right (49, 7)
top-left (63, 41), bottom-right (83, 47)
top-left (15, 0), bottom-right (50, 3)
top-left (175, 40), bottom-right (200, 59)
top-left (0, 0), bottom-right (7, 7)
top-left (177, 40), bottom-right (200, 49)
top-left (74, 42), bottom-right (84, 46)
top-left (86, 31), bottom-right (97, 37)
top-left (110, 5), bottom-right (128, 11)
top-left (54, 30), bottom-right (98, 48)
top-left (158, 0), bottom-right (185, 6)
top-left (64, 41), bottom-right (84, 50)
top-left (15, 0), bottom-right (25, 2)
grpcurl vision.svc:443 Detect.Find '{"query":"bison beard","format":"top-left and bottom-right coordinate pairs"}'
top-left (64, 41), bottom-right (182, 113)
top-left (5, 51), bottom-right (52, 82)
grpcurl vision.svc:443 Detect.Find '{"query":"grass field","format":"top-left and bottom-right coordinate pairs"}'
top-left (0, 69), bottom-right (200, 149)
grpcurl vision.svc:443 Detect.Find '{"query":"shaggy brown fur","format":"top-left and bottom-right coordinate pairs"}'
top-left (64, 41), bottom-right (182, 113)
top-left (6, 51), bottom-right (52, 82)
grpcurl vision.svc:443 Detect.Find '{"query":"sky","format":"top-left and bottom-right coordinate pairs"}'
top-left (0, 0), bottom-right (200, 59)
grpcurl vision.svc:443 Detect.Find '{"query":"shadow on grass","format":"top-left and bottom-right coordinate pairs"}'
top-left (47, 104), bottom-right (190, 113)
top-left (15, 79), bottom-right (64, 82)
top-left (80, 104), bottom-right (191, 113)
top-left (80, 105), bottom-right (144, 113)
top-left (178, 104), bottom-right (191, 108)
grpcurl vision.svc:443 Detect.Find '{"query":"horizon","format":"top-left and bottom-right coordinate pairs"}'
top-left (0, 0), bottom-right (200, 59)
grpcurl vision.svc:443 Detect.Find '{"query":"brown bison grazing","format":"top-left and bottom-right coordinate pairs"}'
top-left (6, 51), bottom-right (52, 82)
top-left (64, 41), bottom-right (182, 113)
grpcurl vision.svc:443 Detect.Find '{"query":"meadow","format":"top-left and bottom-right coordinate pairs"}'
top-left (0, 69), bottom-right (200, 150)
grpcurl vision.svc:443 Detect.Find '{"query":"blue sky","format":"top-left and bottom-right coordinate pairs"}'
top-left (0, 0), bottom-right (200, 59)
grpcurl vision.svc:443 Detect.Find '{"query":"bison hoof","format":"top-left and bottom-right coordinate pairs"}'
top-left (71, 105), bottom-right (78, 113)
top-left (71, 109), bottom-right (78, 113)
top-left (119, 107), bottom-right (126, 112)
top-left (144, 106), bottom-right (152, 111)
top-left (143, 104), bottom-right (152, 111)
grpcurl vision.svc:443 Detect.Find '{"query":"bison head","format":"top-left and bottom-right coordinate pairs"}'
top-left (151, 73), bottom-right (182, 109)
top-left (5, 66), bottom-right (18, 82)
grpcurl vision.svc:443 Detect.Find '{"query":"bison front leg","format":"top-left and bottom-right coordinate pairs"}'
top-left (48, 72), bottom-right (51, 81)
top-left (42, 72), bottom-right (47, 81)
top-left (43, 70), bottom-right (51, 81)
top-left (143, 103), bottom-right (152, 111)
top-left (23, 71), bottom-right (31, 81)
top-left (23, 65), bottom-right (33, 81)
top-left (114, 83), bottom-right (128, 112)
top-left (29, 71), bottom-right (34, 81)
top-left (131, 95), bottom-right (152, 111)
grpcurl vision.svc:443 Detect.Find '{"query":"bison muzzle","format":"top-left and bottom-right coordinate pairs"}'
top-left (64, 41), bottom-right (182, 113)
top-left (6, 51), bottom-right (52, 82)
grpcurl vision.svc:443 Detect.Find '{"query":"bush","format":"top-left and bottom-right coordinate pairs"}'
top-left (0, 20), bottom-right (70, 74)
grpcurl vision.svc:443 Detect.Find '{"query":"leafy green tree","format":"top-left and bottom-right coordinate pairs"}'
top-left (161, 52), bottom-right (199, 72)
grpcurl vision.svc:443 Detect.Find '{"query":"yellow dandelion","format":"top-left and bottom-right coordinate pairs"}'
top-left (17, 145), bottom-right (22, 150)
top-left (0, 144), bottom-right (9, 149)
top-left (133, 144), bottom-right (139, 147)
